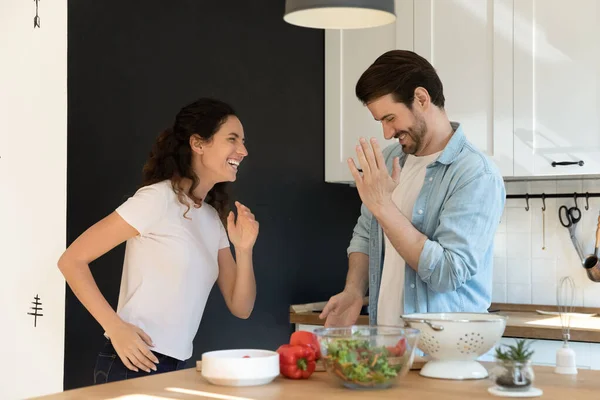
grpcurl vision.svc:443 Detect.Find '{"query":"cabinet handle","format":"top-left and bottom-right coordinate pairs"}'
top-left (551, 160), bottom-right (584, 167)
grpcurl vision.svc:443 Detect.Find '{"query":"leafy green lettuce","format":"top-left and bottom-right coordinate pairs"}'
top-left (324, 338), bottom-right (402, 385)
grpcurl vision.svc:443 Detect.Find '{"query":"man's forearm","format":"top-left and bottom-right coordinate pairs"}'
top-left (375, 203), bottom-right (427, 271)
top-left (344, 252), bottom-right (370, 296)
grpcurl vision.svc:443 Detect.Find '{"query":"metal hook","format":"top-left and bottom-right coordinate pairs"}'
top-left (33, 0), bottom-right (41, 28)
top-left (542, 193), bottom-right (546, 211)
top-left (574, 193), bottom-right (578, 209)
top-left (585, 192), bottom-right (590, 210)
top-left (525, 194), bottom-right (530, 211)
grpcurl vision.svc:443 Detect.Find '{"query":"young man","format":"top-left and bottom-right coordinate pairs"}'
top-left (320, 50), bottom-right (506, 327)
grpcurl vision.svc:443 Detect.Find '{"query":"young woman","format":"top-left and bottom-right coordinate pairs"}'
top-left (58, 98), bottom-right (258, 383)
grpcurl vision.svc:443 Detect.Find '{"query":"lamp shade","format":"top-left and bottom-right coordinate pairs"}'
top-left (284, 0), bottom-right (396, 29)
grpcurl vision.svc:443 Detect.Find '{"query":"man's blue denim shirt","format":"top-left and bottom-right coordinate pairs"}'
top-left (347, 122), bottom-right (506, 325)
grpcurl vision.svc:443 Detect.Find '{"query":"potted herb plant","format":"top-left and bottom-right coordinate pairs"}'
top-left (492, 339), bottom-right (535, 391)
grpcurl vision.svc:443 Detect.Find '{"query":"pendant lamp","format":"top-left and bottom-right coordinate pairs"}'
top-left (284, 0), bottom-right (396, 29)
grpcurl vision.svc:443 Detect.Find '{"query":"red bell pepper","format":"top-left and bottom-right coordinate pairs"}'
top-left (290, 330), bottom-right (321, 360)
top-left (276, 344), bottom-right (316, 379)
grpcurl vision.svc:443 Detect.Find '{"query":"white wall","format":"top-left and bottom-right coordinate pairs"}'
top-left (493, 179), bottom-right (600, 307)
top-left (0, 1), bottom-right (67, 399)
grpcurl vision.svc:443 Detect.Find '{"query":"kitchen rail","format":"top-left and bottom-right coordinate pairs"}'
top-left (506, 191), bottom-right (600, 211)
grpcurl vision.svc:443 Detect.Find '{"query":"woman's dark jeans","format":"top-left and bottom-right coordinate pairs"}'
top-left (93, 339), bottom-right (187, 384)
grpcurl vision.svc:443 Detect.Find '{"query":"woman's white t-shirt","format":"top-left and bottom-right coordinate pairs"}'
top-left (113, 180), bottom-right (230, 361)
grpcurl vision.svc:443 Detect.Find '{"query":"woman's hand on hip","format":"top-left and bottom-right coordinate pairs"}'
top-left (106, 320), bottom-right (159, 372)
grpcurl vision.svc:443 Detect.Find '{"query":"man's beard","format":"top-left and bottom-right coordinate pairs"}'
top-left (395, 114), bottom-right (427, 155)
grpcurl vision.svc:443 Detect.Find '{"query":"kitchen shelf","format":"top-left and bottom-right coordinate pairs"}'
top-left (289, 302), bottom-right (600, 343)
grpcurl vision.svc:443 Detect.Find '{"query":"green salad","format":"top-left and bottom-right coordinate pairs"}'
top-left (322, 338), bottom-right (404, 387)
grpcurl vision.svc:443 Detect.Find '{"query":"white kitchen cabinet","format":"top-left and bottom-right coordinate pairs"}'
top-left (411, 0), bottom-right (515, 177)
top-left (325, 0), bottom-right (514, 182)
top-left (325, 0), bottom-right (600, 182)
top-left (513, 0), bottom-right (600, 177)
top-left (325, 0), bottom-right (414, 183)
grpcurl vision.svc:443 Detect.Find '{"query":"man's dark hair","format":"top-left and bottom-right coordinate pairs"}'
top-left (355, 50), bottom-right (445, 109)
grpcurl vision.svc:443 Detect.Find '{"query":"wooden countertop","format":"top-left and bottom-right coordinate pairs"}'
top-left (290, 303), bottom-right (600, 343)
top-left (33, 363), bottom-right (600, 400)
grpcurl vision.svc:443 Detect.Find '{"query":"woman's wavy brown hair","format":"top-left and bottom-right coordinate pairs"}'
top-left (140, 98), bottom-right (236, 223)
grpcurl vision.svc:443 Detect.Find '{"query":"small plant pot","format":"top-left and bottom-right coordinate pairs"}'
top-left (491, 360), bottom-right (534, 391)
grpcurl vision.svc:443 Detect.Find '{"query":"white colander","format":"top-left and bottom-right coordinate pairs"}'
top-left (402, 313), bottom-right (507, 380)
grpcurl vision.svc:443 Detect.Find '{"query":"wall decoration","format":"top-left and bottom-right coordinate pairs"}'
top-left (33, 0), bottom-right (41, 28)
top-left (27, 294), bottom-right (43, 327)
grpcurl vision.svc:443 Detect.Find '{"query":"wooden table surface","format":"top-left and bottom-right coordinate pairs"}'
top-left (32, 363), bottom-right (600, 400)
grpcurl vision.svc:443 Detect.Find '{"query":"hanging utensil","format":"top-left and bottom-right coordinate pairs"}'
top-left (558, 203), bottom-right (584, 262)
top-left (583, 211), bottom-right (600, 282)
top-left (542, 195), bottom-right (546, 250)
top-left (555, 276), bottom-right (577, 374)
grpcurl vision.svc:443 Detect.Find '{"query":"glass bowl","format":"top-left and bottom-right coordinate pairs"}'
top-left (313, 325), bottom-right (421, 389)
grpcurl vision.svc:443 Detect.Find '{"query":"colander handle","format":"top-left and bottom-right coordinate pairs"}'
top-left (404, 319), bottom-right (445, 332)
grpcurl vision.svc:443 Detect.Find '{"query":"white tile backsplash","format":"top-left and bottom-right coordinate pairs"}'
top-left (493, 233), bottom-right (506, 258)
top-left (584, 179), bottom-right (600, 193)
top-left (557, 179), bottom-right (584, 194)
top-left (531, 258), bottom-right (556, 285)
top-left (506, 207), bottom-right (531, 233)
top-left (506, 181), bottom-right (530, 195)
top-left (492, 283), bottom-right (507, 303)
top-left (493, 257), bottom-right (507, 284)
top-left (532, 282), bottom-right (557, 305)
top-left (507, 258), bottom-right (531, 284)
top-left (507, 283), bottom-right (532, 303)
top-left (584, 286), bottom-right (600, 307)
top-left (506, 233), bottom-right (531, 259)
top-left (495, 178), bottom-right (600, 307)
top-left (530, 180), bottom-right (557, 193)
top-left (531, 231), bottom-right (557, 259)
top-left (505, 198), bottom-right (525, 209)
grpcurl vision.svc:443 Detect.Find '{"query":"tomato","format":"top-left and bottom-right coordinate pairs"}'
top-left (387, 337), bottom-right (407, 357)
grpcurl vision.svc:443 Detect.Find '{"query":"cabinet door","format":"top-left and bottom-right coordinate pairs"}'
top-left (413, 0), bottom-right (515, 177)
top-left (513, 0), bottom-right (600, 176)
top-left (325, 0), bottom-right (414, 183)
